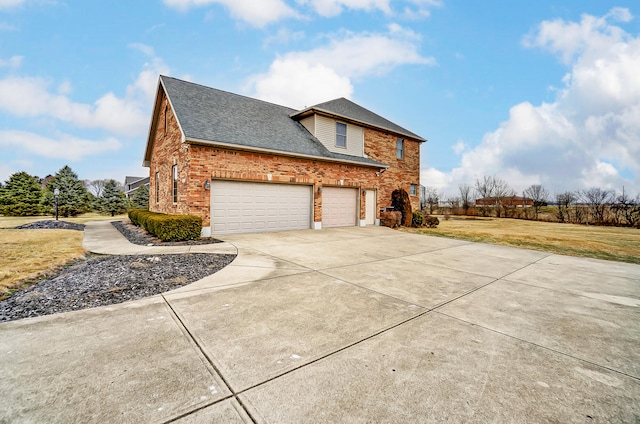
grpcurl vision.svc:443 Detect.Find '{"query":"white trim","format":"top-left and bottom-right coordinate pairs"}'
top-left (313, 221), bottom-right (322, 230)
top-left (201, 226), bottom-right (211, 237)
top-left (359, 219), bottom-right (366, 227)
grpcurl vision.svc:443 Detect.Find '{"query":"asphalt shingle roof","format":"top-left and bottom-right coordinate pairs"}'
top-left (157, 76), bottom-right (420, 167)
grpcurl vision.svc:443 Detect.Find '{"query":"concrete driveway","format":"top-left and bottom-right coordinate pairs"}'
top-left (1, 222), bottom-right (639, 423)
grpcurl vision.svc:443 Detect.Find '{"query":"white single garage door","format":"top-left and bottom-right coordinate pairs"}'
top-left (322, 187), bottom-right (358, 228)
top-left (211, 181), bottom-right (312, 235)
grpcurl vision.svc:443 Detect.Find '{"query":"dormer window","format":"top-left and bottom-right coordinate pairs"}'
top-left (336, 122), bottom-right (347, 148)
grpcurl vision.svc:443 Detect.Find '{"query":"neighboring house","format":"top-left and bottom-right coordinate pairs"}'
top-left (476, 196), bottom-right (533, 208)
top-left (124, 176), bottom-right (150, 199)
top-left (143, 76), bottom-right (426, 237)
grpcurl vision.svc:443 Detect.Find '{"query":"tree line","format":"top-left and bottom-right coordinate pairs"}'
top-left (421, 175), bottom-right (640, 228)
top-left (0, 166), bottom-right (149, 217)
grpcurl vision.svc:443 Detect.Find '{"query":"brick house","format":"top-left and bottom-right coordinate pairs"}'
top-left (143, 76), bottom-right (425, 236)
top-left (123, 176), bottom-right (150, 199)
top-left (475, 196), bottom-right (534, 208)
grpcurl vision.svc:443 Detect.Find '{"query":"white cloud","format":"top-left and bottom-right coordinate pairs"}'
top-left (522, 7), bottom-right (633, 64)
top-left (163, 0), bottom-right (299, 27)
top-left (0, 55), bottom-right (23, 68)
top-left (0, 0), bottom-right (25, 8)
top-left (248, 25), bottom-right (433, 108)
top-left (433, 8), bottom-right (640, 195)
top-left (250, 59), bottom-right (353, 108)
top-left (0, 130), bottom-right (121, 161)
top-left (299, 0), bottom-right (391, 17)
top-left (164, 0), bottom-right (440, 24)
top-left (403, 0), bottom-right (442, 19)
top-left (129, 42), bottom-right (155, 57)
top-left (263, 27), bottom-right (305, 47)
top-left (451, 139), bottom-right (466, 154)
top-left (57, 79), bottom-right (72, 95)
top-left (420, 167), bottom-right (451, 190)
top-left (0, 55), bottom-right (168, 137)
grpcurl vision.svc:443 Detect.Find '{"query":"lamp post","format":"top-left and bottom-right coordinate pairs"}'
top-left (54, 188), bottom-right (59, 221)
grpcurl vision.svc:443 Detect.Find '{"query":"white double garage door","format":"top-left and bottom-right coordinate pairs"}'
top-left (211, 180), bottom-right (358, 235)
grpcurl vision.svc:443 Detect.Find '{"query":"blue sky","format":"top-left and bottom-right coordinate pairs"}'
top-left (1, 0), bottom-right (639, 197)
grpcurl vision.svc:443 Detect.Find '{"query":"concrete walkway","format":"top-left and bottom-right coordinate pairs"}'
top-left (1, 221), bottom-right (639, 423)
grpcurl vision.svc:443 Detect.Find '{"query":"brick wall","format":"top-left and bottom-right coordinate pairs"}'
top-left (148, 90), bottom-right (422, 228)
top-left (148, 93), bottom-right (190, 216)
top-left (364, 128), bottom-right (421, 211)
top-left (186, 147), bottom-right (383, 227)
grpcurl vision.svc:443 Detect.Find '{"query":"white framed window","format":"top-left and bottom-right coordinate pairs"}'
top-left (410, 184), bottom-right (418, 196)
top-left (336, 122), bottom-right (347, 148)
top-left (172, 165), bottom-right (178, 203)
top-left (396, 138), bottom-right (404, 159)
top-left (155, 171), bottom-right (159, 203)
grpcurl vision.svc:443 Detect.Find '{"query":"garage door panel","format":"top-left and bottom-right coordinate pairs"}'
top-left (322, 187), bottom-right (357, 228)
top-left (211, 181), bottom-right (312, 235)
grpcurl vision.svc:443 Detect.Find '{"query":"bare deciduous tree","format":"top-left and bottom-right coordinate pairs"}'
top-left (85, 179), bottom-right (108, 197)
top-left (422, 186), bottom-right (440, 215)
top-left (474, 176), bottom-right (495, 217)
top-left (446, 196), bottom-right (460, 210)
top-left (556, 191), bottom-right (577, 223)
top-left (493, 178), bottom-right (515, 217)
top-left (523, 184), bottom-right (549, 220)
top-left (474, 175), bottom-right (513, 217)
top-left (582, 188), bottom-right (613, 225)
top-left (458, 183), bottom-right (473, 215)
top-left (611, 188), bottom-right (639, 227)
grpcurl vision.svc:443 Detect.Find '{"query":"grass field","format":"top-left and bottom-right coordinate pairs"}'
top-left (403, 217), bottom-right (640, 265)
top-left (0, 214), bottom-right (127, 299)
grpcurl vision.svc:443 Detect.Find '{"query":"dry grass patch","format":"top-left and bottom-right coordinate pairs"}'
top-left (0, 214), bottom-right (124, 300)
top-left (403, 217), bottom-right (640, 264)
top-left (0, 229), bottom-right (86, 299)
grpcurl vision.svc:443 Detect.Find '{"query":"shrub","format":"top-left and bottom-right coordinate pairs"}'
top-left (380, 211), bottom-right (402, 228)
top-left (147, 214), bottom-right (202, 241)
top-left (127, 210), bottom-right (201, 241)
top-left (412, 211), bottom-right (424, 227)
top-left (424, 216), bottom-right (440, 228)
top-left (391, 188), bottom-right (412, 227)
top-left (128, 209), bottom-right (153, 226)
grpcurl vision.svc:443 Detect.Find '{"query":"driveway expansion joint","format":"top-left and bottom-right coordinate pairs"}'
top-left (434, 310), bottom-right (640, 382)
top-left (161, 294), bottom-right (259, 423)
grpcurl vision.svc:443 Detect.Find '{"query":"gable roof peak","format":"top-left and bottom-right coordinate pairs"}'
top-left (291, 96), bottom-right (425, 142)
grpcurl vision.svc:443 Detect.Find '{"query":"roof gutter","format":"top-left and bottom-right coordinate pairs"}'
top-left (185, 137), bottom-right (389, 169)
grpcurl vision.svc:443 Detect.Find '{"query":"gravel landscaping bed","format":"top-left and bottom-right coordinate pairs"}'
top-left (15, 220), bottom-right (85, 231)
top-left (111, 220), bottom-right (222, 246)
top-left (2, 220), bottom-right (236, 322)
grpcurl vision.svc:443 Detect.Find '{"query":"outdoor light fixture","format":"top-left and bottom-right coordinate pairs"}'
top-left (204, 179), bottom-right (210, 190)
top-left (317, 186), bottom-right (322, 194)
top-left (362, 189), bottom-right (366, 196)
top-left (54, 188), bottom-right (60, 221)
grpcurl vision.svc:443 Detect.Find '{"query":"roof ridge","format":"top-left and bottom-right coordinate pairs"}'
top-left (160, 75), bottom-right (297, 113)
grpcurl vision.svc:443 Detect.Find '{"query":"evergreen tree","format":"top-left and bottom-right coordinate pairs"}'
top-left (41, 165), bottom-right (91, 217)
top-left (131, 184), bottom-right (149, 210)
top-left (95, 179), bottom-right (129, 216)
top-left (0, 171), bottom-right (43, 216)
